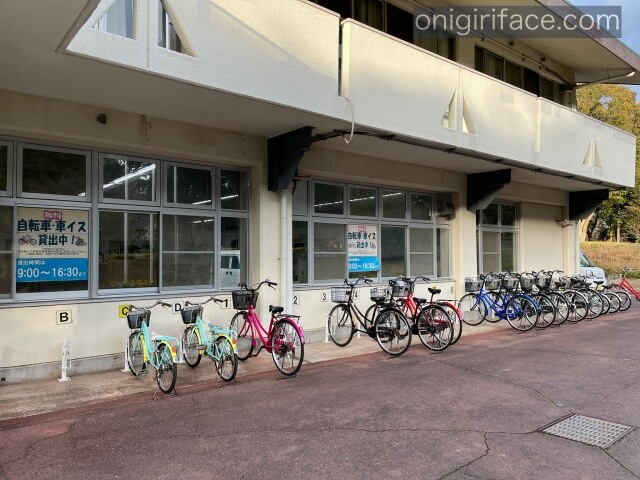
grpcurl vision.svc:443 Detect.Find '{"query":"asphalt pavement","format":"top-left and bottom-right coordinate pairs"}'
top-left (1, 305), bottom-right (639, 480)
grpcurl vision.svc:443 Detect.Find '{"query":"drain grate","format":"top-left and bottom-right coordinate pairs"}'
top-left (541, 415), bottom-right (633, 449)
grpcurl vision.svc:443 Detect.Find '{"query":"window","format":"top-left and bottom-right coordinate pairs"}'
top-left (315, 183), bottom-right (344, 215)
top-left (220, 170), bottom-right (247, 210)
top-left (162, 214), bottom-right (214, 288)
top-left (314, 0), bottom-right (455, 60)
top-left (476, 202), bottom-right (518, 274)
top-left (1, 138), bottom-right (249, 299)
top-left (0, 141), bottom-right (10, 195)
top-left (19, 144), bottom-right (90, 200)
top-left (0, 206), bottom-right (11, 297)
top-left (158, 0), bottom-right (188, 54)
top-left (293, 180), bottom-right (451, 284)
top-left (99, 211), bottom-right (158, 290)
top-left (94, 0), bottom-right (134, 38)
top-left (101, 154), bottom-right (158, 203)
top-left (165, 164), bottom-right (213, 207)
top-left (475, 46), bottom-right (566, 104)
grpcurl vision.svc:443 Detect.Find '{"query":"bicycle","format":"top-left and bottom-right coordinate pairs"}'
top-left (389, 276), bottom-right (454, 351)
top-left (230, 280), bottom-right (304, 376)
top-left (608, 268), bottom-right (636, 308)
top-left (327, 277), bottom-right (412, 356)
top-left (126, 301), bottom-right (178, 394)
top-left (180, 296), bottom-right (238, 382)
top-left (458, 273), bottom-right (540, 332)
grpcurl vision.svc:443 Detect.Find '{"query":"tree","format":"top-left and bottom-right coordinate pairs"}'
top-left (577, 84), bottom-right (640, 242)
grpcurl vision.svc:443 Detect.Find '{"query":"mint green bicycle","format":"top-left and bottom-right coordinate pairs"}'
top-left (180, 296), bottom-right (238, 382)
top-left (126, 301), bottom-right (178, 394)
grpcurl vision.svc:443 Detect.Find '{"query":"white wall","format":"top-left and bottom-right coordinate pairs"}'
top-left (519, 203), bottom-right (565, 272)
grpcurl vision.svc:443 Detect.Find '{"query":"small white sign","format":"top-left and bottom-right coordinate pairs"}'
top-left (56, 310), bottom-right (72, 325)
top-left (218, 297), bottom-right (232, 309)
top-left (293, 295), bottom-right (300, 305)
top-left (172, 302), bottom-right (183, 314)
top-left (320, 291), bottom-right (328, 302)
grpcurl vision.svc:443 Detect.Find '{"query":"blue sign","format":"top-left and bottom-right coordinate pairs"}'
top-left (16, 258), bottom-right (88, 283)
top-left (348, 256), bottom-right (380, 273)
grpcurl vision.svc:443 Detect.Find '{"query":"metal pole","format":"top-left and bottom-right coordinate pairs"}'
top-left (57, 338), bottom-right (71, 382)
top-left (121, 337), bottom-right (130, 373)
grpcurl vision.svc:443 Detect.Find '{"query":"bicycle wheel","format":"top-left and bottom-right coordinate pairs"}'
top-left (230, 312), bottom-right (253, 360)
top-left (212, 335), bottom-right (238, 382)
top-left (458, 294), bottom-right (487, 326)
top-left (504, 295), bottom-right (538, 332)
top-left (416, 305), bottom-right (453, 351)
top-left (374, 308), bottom-right (411, 356)
top-left (547, 292), bottom-right (569, 326)
top-left (604, 292), bottom-right (621, 314)
top-left (127, 332), bottom-right (146, 376)
top-left (364, 303), bottom-right (381, 330)
top-left (182, 326), bottom-right (202, 368)
top-left (328, 304), bottom-right (354, 347)
top-left (155, 343), bottom-right (177, 394)
top-left (484, 291), bottom-right (504, 323)
top-left (599, 292), bottom-right (611, 315)
top-left (583, 290), bottom-right (604, 319)
top-left (439, 302), bottom-right (463, 345)
top-left (270, 319), bottom-right (304, 376)
top-left (616, 289), bottom-right (632, 311)
top-left (532, 293), bottom-right (555, 329)
top-left (564, 290), bottom-right (588, 323)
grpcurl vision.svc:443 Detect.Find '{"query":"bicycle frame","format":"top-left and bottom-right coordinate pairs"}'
top-left (613, 275), bottom-right (640, 300)
top-left (191, 313), bottom-right (238, 358)
top-left (137, 320), bottom-right (177, 368)
top-left (241, 304), bottom-right (305, 352)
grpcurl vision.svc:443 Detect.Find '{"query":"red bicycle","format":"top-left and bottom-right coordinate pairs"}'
top-left (608, 268), bottom-right (635, 309)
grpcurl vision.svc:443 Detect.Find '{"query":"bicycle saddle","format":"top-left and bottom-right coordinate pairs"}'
top-left (428, 287), bottom-right (441, 295)
top-left (269, 305), bottom-right (284, 314)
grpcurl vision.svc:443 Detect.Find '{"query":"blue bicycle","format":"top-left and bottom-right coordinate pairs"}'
top-left (459, 273), bottom-right (540, 332)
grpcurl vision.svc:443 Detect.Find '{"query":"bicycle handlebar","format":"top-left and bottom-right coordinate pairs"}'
top-left (129, 300), bottom-right (171, 311)
top-left (239, 279), bottom-right (278, 292)
top-left (185, 295), bottom-right (226, 308)
top-left (343, 277), bottom-right (372, 288)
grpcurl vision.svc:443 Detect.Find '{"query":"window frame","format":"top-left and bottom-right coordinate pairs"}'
top-left (99, 153), bottom-right (160, 206)
top-left (17, 143), bottom-right (92, 203)
top-left (0, 139), bottom-right (14, 197)
top-left (162, 161), bottom-right (215, 210)
top-left (476, 201), bottom-right (518, 274)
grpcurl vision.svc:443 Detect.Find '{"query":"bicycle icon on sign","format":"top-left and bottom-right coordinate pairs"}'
top-left (18, 235), bottom-right (37, 245)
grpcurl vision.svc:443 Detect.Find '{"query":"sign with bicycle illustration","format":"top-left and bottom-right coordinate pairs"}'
top-left (16, 207), bottom-right (89, 282)
top-left (347, 224), bottom-right (380, 273)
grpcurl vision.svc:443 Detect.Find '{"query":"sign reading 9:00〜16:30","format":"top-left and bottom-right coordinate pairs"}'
top-left (16, 259), bottom-right (88, 282)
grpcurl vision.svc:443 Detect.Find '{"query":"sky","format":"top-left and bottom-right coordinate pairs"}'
top-left (569, 0), bottom-right (640, 98)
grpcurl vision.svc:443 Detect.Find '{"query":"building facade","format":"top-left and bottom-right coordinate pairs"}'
top-left (0, 0), bottom-right (637, 381)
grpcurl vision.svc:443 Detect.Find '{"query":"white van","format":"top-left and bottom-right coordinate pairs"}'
top-left (220, 250), bottom-right (241, 288)
top-left (579, 252), bottom-right (607, 287)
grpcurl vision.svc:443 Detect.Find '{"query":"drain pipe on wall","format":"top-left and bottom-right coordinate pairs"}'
top-left (280, 189), bottom-right (292, 312)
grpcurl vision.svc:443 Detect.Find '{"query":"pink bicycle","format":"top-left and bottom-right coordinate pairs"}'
top-left (230, 279), bottom-right (304, 376)
top-left (608, 268), bottom-right (635, 309)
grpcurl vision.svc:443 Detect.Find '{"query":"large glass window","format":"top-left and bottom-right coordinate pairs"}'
top-left (162, 215), bottom-right (214, 288)
top-left (101, 155), bottom-right (157, 203)
top-left (20, 145), bottom-right (90, 200)
top-left (158, 0), bottom-right (187, 54)
top-left (476, 202), bottom-right (518, 274)
top-left (165, 164), bottom-right (213, 207)
top-left (294, 180), bottom-right (451, 284)
top-left (99, 211), bottom-right (158, 290)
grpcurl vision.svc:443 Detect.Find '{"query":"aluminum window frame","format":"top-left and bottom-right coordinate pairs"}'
top-left (99, 153), bottom-right (160, 206)
top-left (17, 143), bottom-right (92, 203)
top-left (0, 140), bottom-right (14, 198)
top-left (162, 161), bottom-right (215, 210)
top-left (476, 201), bottom-right (519, 274)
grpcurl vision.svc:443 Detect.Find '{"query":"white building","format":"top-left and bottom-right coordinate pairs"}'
top-left (0, 0), bottom-right (637, 381)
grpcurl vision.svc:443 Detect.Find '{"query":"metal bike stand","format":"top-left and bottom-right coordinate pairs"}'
top-left (120, 338), bottom-right (130, 373)
top-left (57, 339), bottom-right (71, 382)
top-left (152, 386), bottom-right (178, 400)
top-left (175, 338), bottom-right (186, 364)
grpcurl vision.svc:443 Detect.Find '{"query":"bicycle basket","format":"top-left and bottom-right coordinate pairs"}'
top-left (180, 306), bottom-right (202, 325)
top-left (331, 287), bottom-right (351, 303)
top-left (464, 277), bottom-right (482, 292)
top-left (232, 290), bottom-right (258, 310)
top-left (557, 276), bottom-right (570, 288)
top-left (534, 275), bottom-right (551, 288)
top-left (485, 277), bottom-right (501, 290)
top-left (608, 274), bottom-right (622, 282)
top-left (502, 277), bottom-right (519, 291)
top-left (519, 276), bottom-right (533, 291)
top-left (391, 282), bottom-right (410, 299)
top-left (370, 287), bottom-right (390, 301)
top-left (127, 310), bottom-right (150, 329)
